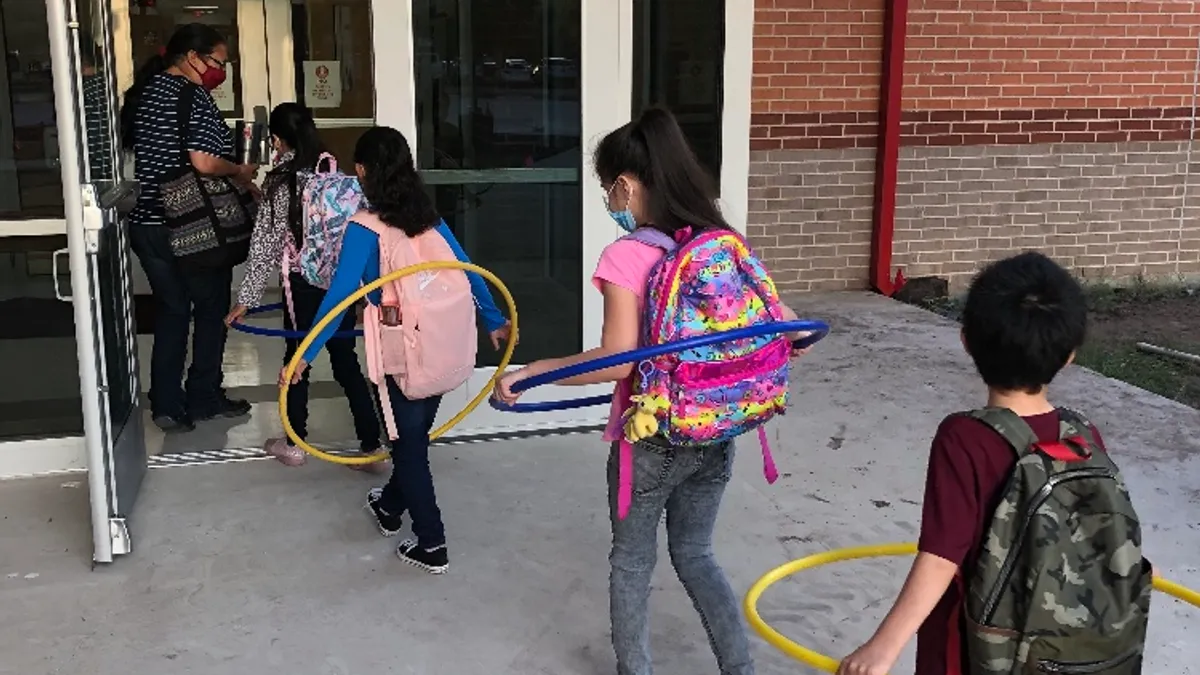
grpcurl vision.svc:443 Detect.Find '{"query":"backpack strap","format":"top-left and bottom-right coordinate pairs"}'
top-left (623, 226), bottom-right (678, 252)
top-left (967, 407), bottom-right (1040, 459)
top-left (353, 209), bottom-right (400, 441)
top-left (967, 407), bottom-right (1092, 463)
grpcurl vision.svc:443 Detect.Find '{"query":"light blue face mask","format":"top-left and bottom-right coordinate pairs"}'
top-left (606, 182), bottom-right (638, 233)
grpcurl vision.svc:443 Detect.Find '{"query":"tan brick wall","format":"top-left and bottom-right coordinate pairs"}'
top-left (894, 141), bottom-right (1200, 287)
top-left (749, 0), bottom-right (1200, 292)
top-left (748, 149), bottom-right (876, 292)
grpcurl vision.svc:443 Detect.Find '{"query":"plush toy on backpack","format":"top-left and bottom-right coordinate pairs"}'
top-left (615, 227), bottom-right (790, 519)
top-left (281, 153), bottom-right (364, 321)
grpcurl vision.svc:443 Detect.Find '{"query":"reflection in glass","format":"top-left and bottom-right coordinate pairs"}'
top-left (0, 231), bottom-right (85, 439)
top-left (0, 1), bottom-right (83, 437)
top-left (0, 0), bottom-right (62, 219)
top-left (632, 0), bottom-right (724, 183)
top-left (79, 0), bottom-right (118, 182)
top-left (413, 0), bottom-right (583, 365)
top-left (97, 220), bottom-right (136, 434)
top-left (125, 0), bottom-right (243, 120)
top-left (287, 0), bottom-right (375, 169)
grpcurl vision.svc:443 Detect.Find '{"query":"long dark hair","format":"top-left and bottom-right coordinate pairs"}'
top-left (264, 103), bottom-right (325, 243)
top-left (353, 127), bottom-right (439, 237)
top-left (120, 23), bottom-right (226, 150)
top-left (593, 107), bottom-right (730, 235)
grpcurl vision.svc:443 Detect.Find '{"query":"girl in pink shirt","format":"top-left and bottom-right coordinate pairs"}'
top-left (495, 108), bottom-right (810, 675)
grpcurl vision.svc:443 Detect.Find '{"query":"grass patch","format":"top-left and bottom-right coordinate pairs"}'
top-left (1074, 342), bottom-right (1200, 406)
top-left (912, 281), bottom-right (1200, 408)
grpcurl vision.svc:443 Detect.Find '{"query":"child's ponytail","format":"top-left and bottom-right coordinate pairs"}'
top-left (593, 107), bottom-right (731, 236)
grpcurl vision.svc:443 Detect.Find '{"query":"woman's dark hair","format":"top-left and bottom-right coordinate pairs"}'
top-left (593, 107), bottom-right (730, 235)
top-left (120, 23), bottom-right (226, 150)
top-left (264, 103), bottom-right (326, 243)
top-left (353, 127), bottom-right (439, 237)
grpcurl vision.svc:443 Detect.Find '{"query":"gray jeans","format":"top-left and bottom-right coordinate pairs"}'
top-left (607, 439), bottom-right (755, 675)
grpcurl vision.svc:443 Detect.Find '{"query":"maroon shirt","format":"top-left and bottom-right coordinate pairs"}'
top-left (914, 410), bottom-right (1107, 675)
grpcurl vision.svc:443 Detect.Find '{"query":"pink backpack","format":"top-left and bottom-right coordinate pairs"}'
top-left (353, 211), bottom-right (477, 440)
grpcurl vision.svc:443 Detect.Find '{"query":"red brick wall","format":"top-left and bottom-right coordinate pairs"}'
top-left (904, 1), bottom-right (1198, 112)
top-left (747, 0), bottom-right (1200, 291)
top-left (748, 0), bottom-right (885, 291)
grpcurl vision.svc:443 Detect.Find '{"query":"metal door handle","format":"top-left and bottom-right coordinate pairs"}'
top-left (52, 248), bottom-right (72, 302)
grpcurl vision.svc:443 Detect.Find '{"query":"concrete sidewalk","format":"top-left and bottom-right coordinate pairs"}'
top-left (1, 292), bottom-right (1197, 674)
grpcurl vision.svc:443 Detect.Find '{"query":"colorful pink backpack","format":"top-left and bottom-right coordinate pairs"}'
top-left (353, 210), bottom-right (477, 440)
top-left (616, 227), bottom-right (789, 518)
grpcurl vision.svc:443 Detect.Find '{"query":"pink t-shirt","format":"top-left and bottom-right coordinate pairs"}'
top-left (591, 238), bottom-right (665, 441)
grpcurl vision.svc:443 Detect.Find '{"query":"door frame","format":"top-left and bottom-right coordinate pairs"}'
top-left (44, 0), bottom-right (147, 563)
top-left (371, 0), bottom-right (632, 434)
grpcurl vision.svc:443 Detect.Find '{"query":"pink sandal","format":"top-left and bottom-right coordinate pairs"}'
top-left (348, 451), bottom-right (391, 475)
top-left (264, 438), bottom-right (307, 467)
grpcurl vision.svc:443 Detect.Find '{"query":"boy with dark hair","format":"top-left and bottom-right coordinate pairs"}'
top-left (838, 252), bottom-right (1152, 675)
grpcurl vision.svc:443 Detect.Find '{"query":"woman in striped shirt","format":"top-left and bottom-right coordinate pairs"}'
top-left (120, 24), bottom-right (258, 433)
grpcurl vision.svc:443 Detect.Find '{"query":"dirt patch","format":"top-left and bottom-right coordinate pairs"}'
top-left (1077, 287), bottom-right (1200, 408)
top-left (915, 284), bottom-right (1200, 409)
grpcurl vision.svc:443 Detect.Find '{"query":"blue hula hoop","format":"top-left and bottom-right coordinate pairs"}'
top-left (490, 320), bottom-right (829, 413)
top-left (229, 302), bottom-right (365, 339)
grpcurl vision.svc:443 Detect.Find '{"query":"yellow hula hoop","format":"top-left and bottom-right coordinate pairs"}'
top-left (743, 542), bottom-right (1200, 673)
top-left (280, 261), bottom-right (519, 465)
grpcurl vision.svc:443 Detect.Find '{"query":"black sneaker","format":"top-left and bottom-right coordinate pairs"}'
top-left (396, 539), bottom-right (449, 575)
top-left (191, 395), bottom-right (252, 422)
top-left (364, 487), bottom-right (404, 537)
top-left (152, 413), bottom-right (196, 433)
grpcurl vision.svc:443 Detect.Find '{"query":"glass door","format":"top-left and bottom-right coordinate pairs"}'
top-left (0, 0), bottom-right (88, 477)
top-left (46, 0), bottom-right (146, 563)
top-left (407, 0), bottom-right (629, 435)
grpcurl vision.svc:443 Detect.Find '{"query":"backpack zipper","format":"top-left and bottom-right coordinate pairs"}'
top-left (1036, 646), bottom-right (1140, 673)
top-left (980, 466), bottom-right (1115, 623)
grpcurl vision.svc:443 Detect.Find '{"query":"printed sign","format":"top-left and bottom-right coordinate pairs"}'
top-left (304, 61), bottom-right (342, 109)
top-left (209, 68), bottom-right (236, 112)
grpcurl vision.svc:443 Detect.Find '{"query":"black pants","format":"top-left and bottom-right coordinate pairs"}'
top-left (282, 274), bottom-right (382, 452)
top-left (379, 378), bottom-right (445, 548)
top-left (129, 225), bottom-right (231, 418)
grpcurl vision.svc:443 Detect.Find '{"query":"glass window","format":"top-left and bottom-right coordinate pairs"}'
top-left (126, 0), bottom-right (244, 120)
top-left (0, 0), bottom-right (62, 219)
top-left (413, 0), bottom-right (583, 366)
top-left (79, 0), bottom-right (120, 183)
top-left (288, 0), bottom-right (375, 170)
top-left (632, 0), bottom-right (724, 184)
top-left (0, 0), bottom-right (84, 440)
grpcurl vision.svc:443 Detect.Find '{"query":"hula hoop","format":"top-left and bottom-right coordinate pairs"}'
top-left (280, 261), bottom-right (518, 465)
top-left (230, 302), bottom-right (365, 339)
top-left (743, 542), bottom-right (1200, 673)
top-left (489, 320), bottom-right (830, 413)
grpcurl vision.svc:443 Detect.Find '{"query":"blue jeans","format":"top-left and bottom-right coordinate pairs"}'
top-left (608, 439), bottom-right (754, 675)
top-left (378, 378), bottom-right (445, 548)
top-left (129, 225), bottom-right (232, 418)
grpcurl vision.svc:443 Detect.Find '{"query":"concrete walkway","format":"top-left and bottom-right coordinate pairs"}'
top-left (1, 292), bottom-right (1197, 674)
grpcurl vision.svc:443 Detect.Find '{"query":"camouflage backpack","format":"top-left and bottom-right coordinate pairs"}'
top-left (964, 407), bottom-right (1152, 675)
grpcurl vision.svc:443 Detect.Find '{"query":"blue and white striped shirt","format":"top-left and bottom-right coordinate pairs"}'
top-left (129, 73), bottom-right (232, 227)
